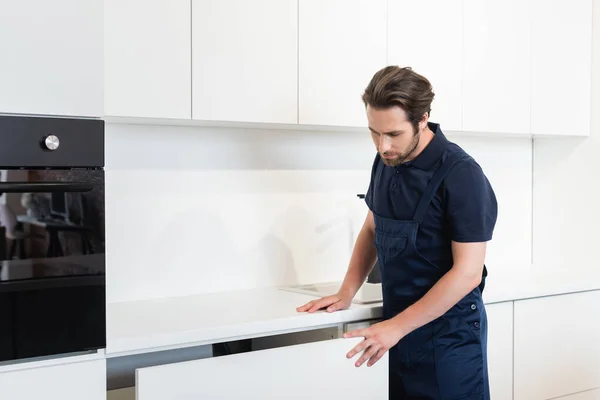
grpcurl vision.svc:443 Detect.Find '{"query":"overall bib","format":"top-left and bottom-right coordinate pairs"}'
top-left (373, 152), bottom-right (490, 400)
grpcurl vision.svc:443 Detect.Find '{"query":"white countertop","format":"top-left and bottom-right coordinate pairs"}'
top-left (106, 276), bottom-right (600, 358)
top-left (106, 287), bottom-right (383, 357)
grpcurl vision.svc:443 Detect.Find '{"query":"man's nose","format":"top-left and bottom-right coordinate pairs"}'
top-left (378, 135), bottom-right (392, 153)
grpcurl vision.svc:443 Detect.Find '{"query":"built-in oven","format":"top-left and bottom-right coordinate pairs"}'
top-left (0, 115), bottom-right (105, 363)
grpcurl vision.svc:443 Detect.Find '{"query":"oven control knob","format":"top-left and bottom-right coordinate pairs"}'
top-left (43, 135), bottom-right (60, 151)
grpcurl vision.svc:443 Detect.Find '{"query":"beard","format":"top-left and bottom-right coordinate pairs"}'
top-left (380, 130), bottom-right (420, 167)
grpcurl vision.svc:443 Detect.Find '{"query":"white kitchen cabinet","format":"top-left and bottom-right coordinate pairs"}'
top-left (0, 357), bottom-right (106, 400)
top-left (388, 0), bottom-right (463, 132)
top-left (136, 337), bottom-right (387, 399)
top-left (514, 291), bottom-right (600, 400)
top-left (192, 0), bottom-right (297, 124)
top-left (104, 0), bottom-right (191, 119)
top-left (463, 0), bottom-right (530, 135)
top-left (0, 0), bottom-right (103, 117)
top-left (530, 0), bottom-right (592, 137)
top-left (298, 0), bottom-right (386, 128)
top-left (486, 302), bottom-right (514, 400)
top-left (557, 388), bottom-right (600, 400)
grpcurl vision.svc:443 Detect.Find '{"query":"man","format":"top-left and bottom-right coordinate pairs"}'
top-left (297, 66), bottom-right (498, 399)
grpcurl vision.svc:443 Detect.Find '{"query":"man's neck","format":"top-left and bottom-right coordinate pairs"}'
top-left (406, 126), bottom-right (435, 162)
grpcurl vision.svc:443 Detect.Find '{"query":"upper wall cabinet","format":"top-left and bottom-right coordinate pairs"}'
top-left (0, 0), bottom-right (103, 118)
top-left (388, 0), bottom-right (463, 132)
top-left (298, 0), bottom-right (386, 128)
top-left (463, 0), bottom-right (531, 135)
top-left (192, 0), bottom-right (298, 124)
top-left (104, 0), bottom-right (191, 119)
top-left (530, 0), bottom-right (592, 137)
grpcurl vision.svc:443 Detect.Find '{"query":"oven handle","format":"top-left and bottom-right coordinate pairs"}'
top-left (0, 182), bottom-right (94, 193)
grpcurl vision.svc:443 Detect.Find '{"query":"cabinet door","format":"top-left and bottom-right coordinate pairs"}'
top-left (557, 388), bottom-right (600, 400)
top-left (388, 0), bottom-right (463, 132)
top-left (530, 0), bottom-right (592, 137)
top-left (486, 302), bottom-right (514, 400)
top-left (298, 0), bottom-right (386, 128)
top-left (463, 0), bottom-right (530, 134)
top-left (104, 0), bottom-right (191, 119)
top-left (192, 0), bottom-right (297, 124)
top-left (0, 358), bottom-right (105, 400)
top-left (0, 0), bottom-right (102, 117)
top-left (136, 337), bottom-right (387, 399)
top-left (514, 291), bottom-right (600, 400)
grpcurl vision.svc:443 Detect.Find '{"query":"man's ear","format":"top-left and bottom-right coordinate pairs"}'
top-left (419, 112), bottom-right (429, 131)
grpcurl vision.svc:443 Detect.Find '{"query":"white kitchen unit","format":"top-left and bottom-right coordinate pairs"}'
top-left (0, 357), bottom-right (106, 400)
top-left (136, 337), bottom-right (387, 399)
top-left (0, 0), bottom-right (103, 117)
top-left (486, 302), bottom-right (514, 400)
top-left (556, 389), bottom-right (600, 400)
top-left (530, 0), bottom-right (593, 137)
top-left (192, 0), bottom-right (297, 124)
top-left (514, 290), bottom-right (600, 400)
top-left (387, 0), bottom-right (463, 132)
top-left (298, 0), bottom-right (386, 127)
top-left (104, 0), bottom-right (191, 119)
top-left (463, 0), bottom-right (530, 135)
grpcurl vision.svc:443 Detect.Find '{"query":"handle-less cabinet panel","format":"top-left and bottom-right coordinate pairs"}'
top-left (530, 0), bottom-right (593, 137)
top-left (136, 337), bottom-right (387, 399)
top-left (0, 358), bottom-right (106, 400)
top-left (388, 0), bottom-right (463, 132)
top-left (298, 0), bottom-right (386, 128)
top-left (0, 0), bottom-right (103, 117)
top-left (463, 0), bottom-right (531, 135)
top-left (514, 291), bottom-right (600, 400)
top-left (104, 0), bottom-right (191, 119)
top-left (486, 302), bottom-right (514, 400)
top-left (192, 0), bottom-right (298, 124)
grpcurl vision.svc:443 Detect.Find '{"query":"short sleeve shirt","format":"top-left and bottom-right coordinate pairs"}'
top-left (365, 122), bottom-right (498, 270)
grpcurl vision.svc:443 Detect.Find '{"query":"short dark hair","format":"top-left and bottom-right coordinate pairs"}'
top-left (362, 66), bottom-right (435, 131)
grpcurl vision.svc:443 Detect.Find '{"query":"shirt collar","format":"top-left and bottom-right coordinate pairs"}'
top-left (405, 122), bottom-right (449, 170)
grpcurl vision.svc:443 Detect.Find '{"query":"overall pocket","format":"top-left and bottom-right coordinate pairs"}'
top-left (373, 230), bottom-right (408, 266)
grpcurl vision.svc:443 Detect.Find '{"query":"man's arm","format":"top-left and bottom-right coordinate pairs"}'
top-left (337, 210), bottom-right (377, 299)
top-left (389, 241), bottom-right (487, 336)
top-left (297, 210), bottom-right (377, 313)
top-left (344, 241), bottom-right (488, 367)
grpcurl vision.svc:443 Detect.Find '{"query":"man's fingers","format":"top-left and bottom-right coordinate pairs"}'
top-left (326, 301), bottom-right (342, 313)
top-left (367, 348), bottom-right (387, 367)
top-left (343, 328), bottom-right (367, 339)
top-left (296, 301), bottom-right (315, 312)
top-left (346, 337), bottom-right (372, 359)
top-left (355, 343), bottom-right (380, 367)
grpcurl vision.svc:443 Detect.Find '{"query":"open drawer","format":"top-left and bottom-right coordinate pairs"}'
top-left (135, 337), bottom-right (387, 399)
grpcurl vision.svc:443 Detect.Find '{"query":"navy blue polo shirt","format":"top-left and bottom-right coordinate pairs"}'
top-left (365, 122), bottom-right (498, 271)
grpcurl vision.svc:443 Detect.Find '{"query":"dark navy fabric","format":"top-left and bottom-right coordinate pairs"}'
top-left (365, 122), bottom-right (497, 291)
top-left (364, 123), bottom-right (497, 399)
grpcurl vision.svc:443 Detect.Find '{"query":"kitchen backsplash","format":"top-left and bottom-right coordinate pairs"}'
top-left (105, 123), bottom-right (532, 303)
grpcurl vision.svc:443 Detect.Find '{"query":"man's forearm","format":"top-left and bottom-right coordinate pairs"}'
top-left (338, 226), bottom-right (377, 299)
top-left (390, 266), bottom-right (482, 336)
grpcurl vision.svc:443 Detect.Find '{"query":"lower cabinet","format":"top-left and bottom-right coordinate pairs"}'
top-left (514, 291), bottom-right (600, 400)
top-left (557, 388), bottom-right (600, 400)
top-left (136, 337), bottom-right (388, 399)
top-left (486, 302), bottom-right (514, 400)
top-left (0, 357), bottom-right (106, 400)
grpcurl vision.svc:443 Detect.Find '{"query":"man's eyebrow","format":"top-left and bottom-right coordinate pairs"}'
top-left (368, 127), bottom-right (404, 135)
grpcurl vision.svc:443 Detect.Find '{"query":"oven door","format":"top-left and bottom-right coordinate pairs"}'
top-left (0, 168), bottom-right (105, 362)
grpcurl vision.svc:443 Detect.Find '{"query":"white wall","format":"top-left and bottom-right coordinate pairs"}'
top-left (105, 123), bottom-right (532, 303)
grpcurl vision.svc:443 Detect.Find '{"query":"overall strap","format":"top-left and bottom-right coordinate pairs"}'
top-left (412, 152), bottom-right (469, 224)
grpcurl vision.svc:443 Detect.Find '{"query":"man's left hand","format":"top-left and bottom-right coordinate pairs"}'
top-left (343, 319), bottom-right (405, 367)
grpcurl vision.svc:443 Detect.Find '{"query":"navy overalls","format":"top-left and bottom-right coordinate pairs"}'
top-left (371, 149), bottom-right (491, 399)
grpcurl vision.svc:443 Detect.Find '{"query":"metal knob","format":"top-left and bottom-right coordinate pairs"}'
top-left (44, 135), bottom-right (60, 151)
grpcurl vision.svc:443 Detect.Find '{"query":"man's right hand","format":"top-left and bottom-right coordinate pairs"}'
top-left (296, 293), bottom-right (352, 313)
